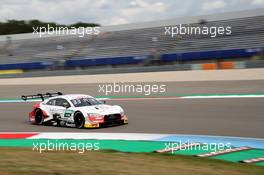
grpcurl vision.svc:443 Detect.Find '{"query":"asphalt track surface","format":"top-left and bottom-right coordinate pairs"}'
top-left (0, 80), bottom-right (264, 138)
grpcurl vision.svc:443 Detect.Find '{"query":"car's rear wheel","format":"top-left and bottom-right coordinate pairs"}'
top-left (74, 112), bottom-right (85, 129)
top-left (34, 108), bottom-right (44, 125)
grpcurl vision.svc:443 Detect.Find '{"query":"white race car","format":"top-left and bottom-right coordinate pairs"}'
top-left (22, 93), bottom-right (128, 128)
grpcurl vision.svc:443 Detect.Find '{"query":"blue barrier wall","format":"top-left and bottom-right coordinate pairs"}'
top-left (161, 48), bottom-right (263, 62)
top-left (65, 48), bottom-right (262, 68)
top-left (65, 56), bottom-right (146, 67)
top-left (0, 48), bottom-right (262, 70)
top-left (0, 62), bottom-right (52, 70)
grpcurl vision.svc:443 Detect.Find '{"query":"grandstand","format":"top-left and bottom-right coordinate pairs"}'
top-left (0, 9), bottom-right (263, 70)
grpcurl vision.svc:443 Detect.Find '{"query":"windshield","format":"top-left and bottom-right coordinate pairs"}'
top-left (71, 98), bottom-right (103, 107)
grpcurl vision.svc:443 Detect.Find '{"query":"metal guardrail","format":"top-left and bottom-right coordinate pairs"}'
top-left (246, 60), bottom-right (264, 68)
top-left (0, 60), bottom-right (264, 79)
top-left (0, 64), bottom-right (191, 78)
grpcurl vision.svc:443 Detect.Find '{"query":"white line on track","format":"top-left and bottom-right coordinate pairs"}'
top-left (0, 95), bottom-right (264, 103)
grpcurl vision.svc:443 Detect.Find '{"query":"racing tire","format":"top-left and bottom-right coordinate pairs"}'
top-left (74, 112), bottom-right (85, 129)
top-left (34, 108), bottom-right (44, 125)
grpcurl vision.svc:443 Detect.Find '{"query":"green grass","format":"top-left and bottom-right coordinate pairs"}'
top-left (0, 147), bottom-right (263, 175)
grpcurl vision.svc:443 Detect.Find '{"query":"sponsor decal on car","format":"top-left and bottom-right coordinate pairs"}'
top-left (64, 110), bottom-right (74, 118)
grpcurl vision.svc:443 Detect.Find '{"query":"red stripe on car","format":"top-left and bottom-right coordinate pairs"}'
top-left (0, 133), bottom-right (38, 139)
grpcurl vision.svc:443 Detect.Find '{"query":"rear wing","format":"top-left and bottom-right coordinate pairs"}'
top-left (21, 92), bottom-right (63, 101)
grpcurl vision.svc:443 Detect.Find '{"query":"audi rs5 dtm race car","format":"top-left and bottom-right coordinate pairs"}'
top-left (22, 92), bottom-right (128, 128)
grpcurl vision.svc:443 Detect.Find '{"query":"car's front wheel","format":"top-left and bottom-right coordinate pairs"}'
top-left (34, 108), bottom-right (44, 125)
top-left (74, 112), bottom-right (85, 129)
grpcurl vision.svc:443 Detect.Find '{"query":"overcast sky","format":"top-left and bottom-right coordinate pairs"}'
top-left (0, 0), bottom-right (264, 26)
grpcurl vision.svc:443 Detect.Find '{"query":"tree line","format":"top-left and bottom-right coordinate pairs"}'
top-left (0, 19), bottom-right (100, 35)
